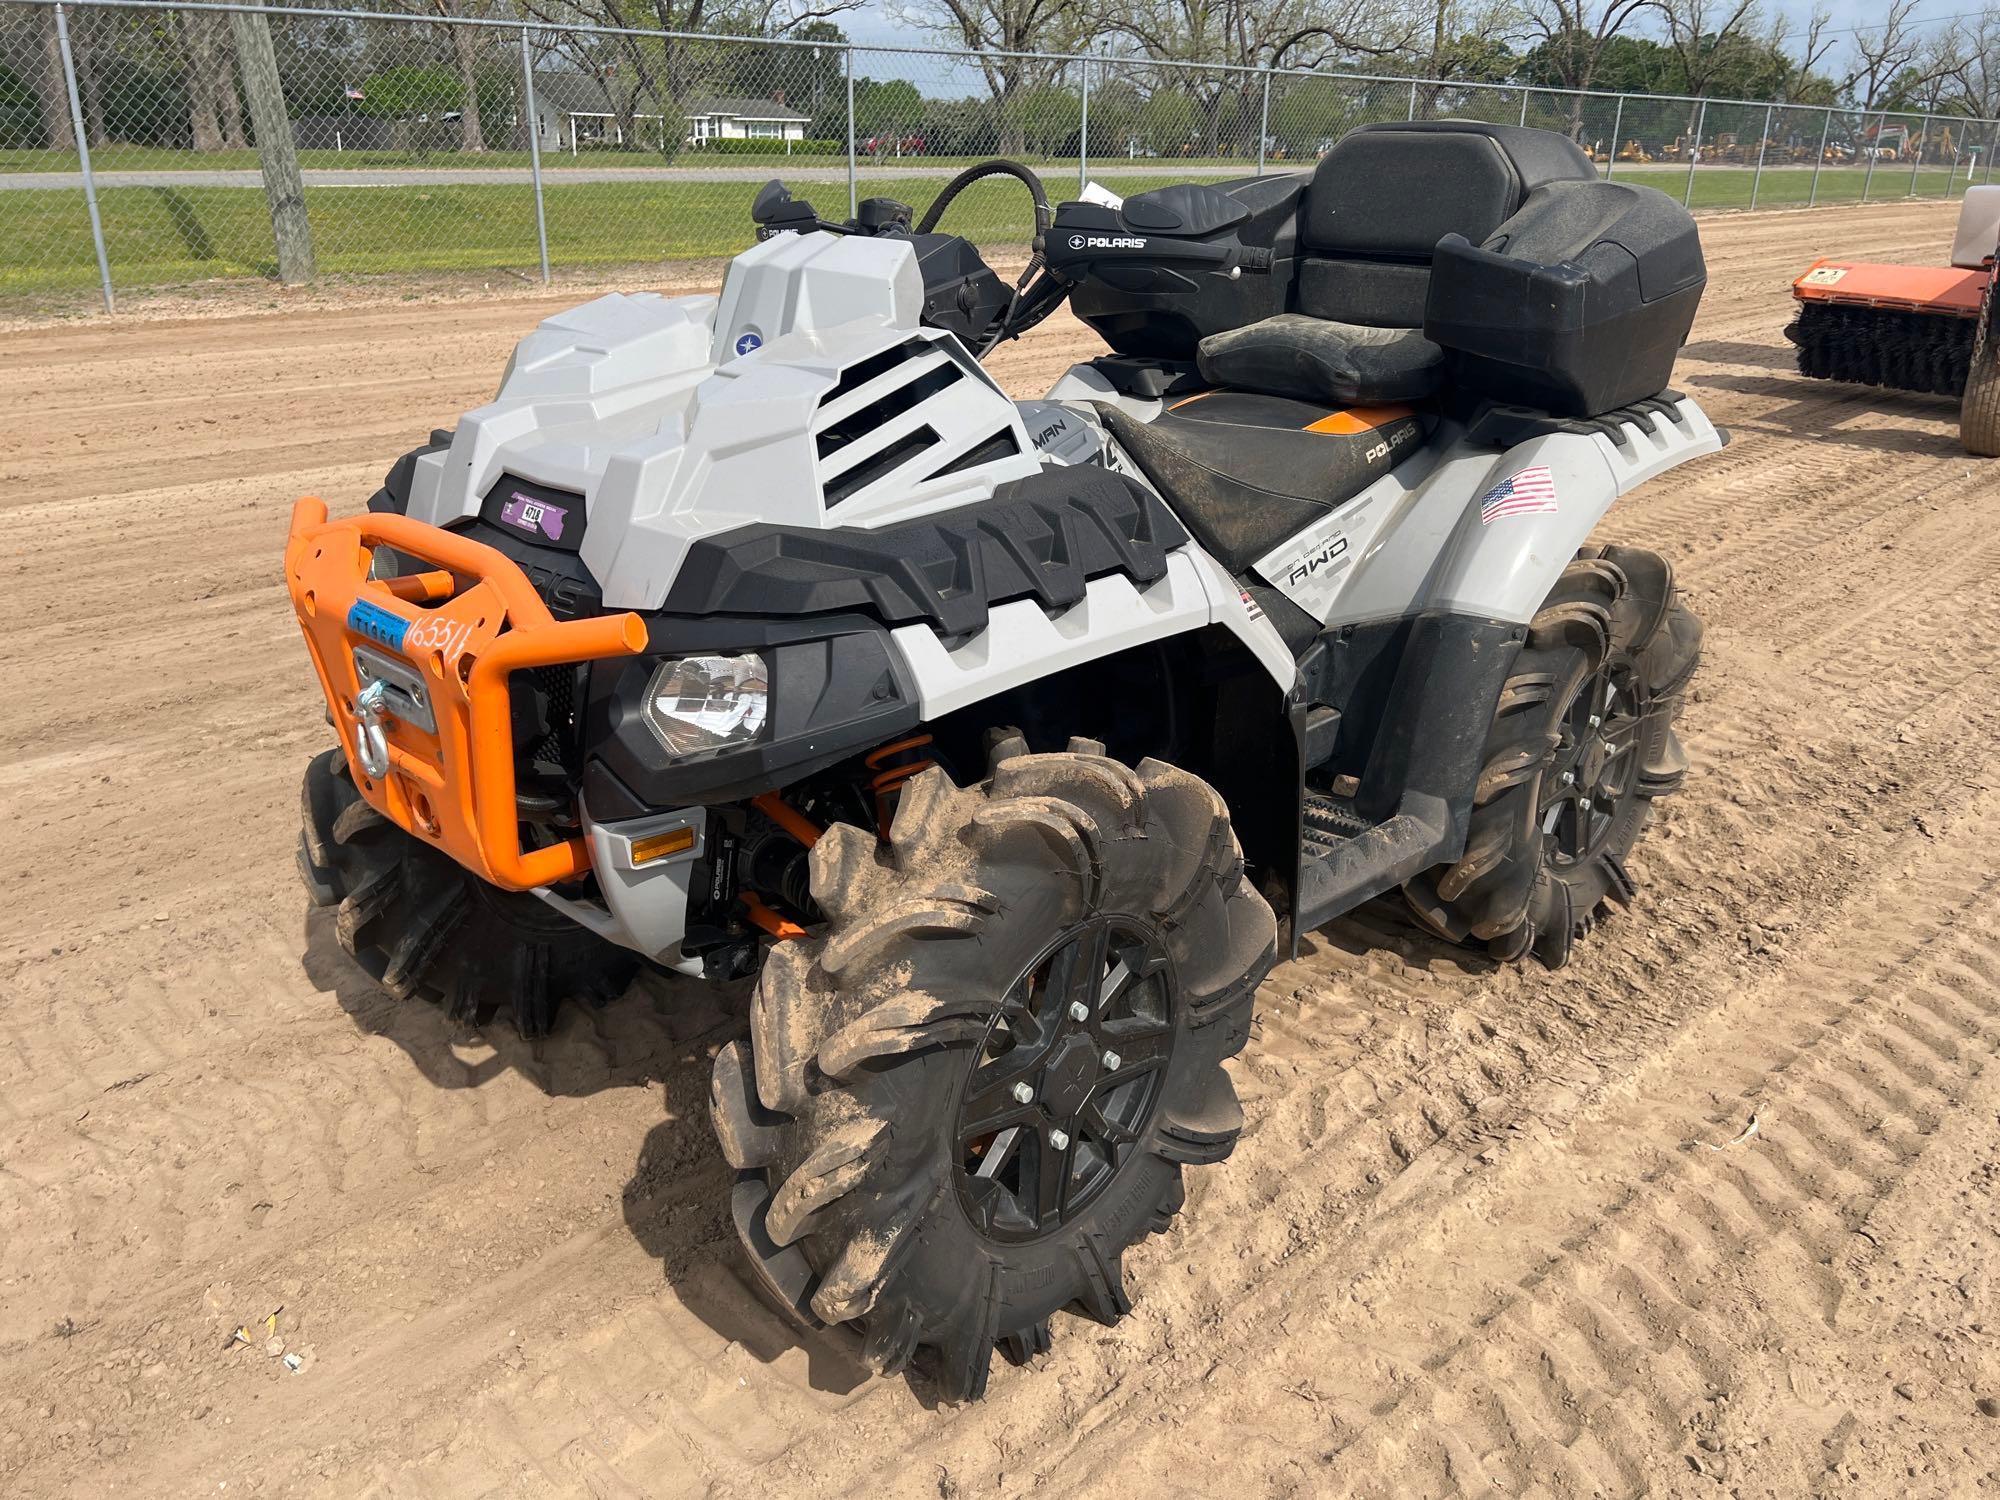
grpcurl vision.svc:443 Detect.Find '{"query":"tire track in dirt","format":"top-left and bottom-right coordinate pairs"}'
top-left (2, 199), bottom-right (1995, 1498)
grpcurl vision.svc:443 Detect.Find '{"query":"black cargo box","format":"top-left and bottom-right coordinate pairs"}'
top-left (1424, 178), bottom-right (1705, 416)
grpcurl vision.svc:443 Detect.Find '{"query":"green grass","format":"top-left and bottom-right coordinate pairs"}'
top-left (1, 163), bottom-right (1985, 302)
top-left (0, 144), bottom-right (1264, 175)
top-left (1611, 162), bottom-right (1981, 209)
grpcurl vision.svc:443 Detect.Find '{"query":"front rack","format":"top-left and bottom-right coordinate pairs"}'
top-left (284, 497), bottom-right (647, 891)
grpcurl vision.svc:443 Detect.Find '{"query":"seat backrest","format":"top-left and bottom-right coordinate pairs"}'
top-left (1298, 121), bottom-right (1597, 327)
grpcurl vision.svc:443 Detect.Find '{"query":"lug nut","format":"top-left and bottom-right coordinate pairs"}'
top-left (1579, 797), bottom-right (1594, 811)
top-left (1588, 713), bottom-right (1602, 729)
top-left (1559, 770), bottom-right (1575, 786)
top-left (1011, 1082), bottom-right (1034, 1105)
top-left (1069, 1000), bottom-right (1089, 1022)
top-left (1101, 1050), bottom-right (1122, 1071)
top-left (1049, 1129), bottom-right (1071, 1150)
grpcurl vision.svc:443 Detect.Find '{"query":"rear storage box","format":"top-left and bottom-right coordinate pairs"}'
top-left (1425, 178), bottom-right (1705, 416)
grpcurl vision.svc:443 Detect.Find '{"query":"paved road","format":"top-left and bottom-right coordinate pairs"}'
top-left (0, 162), bottom-right (1249, 191)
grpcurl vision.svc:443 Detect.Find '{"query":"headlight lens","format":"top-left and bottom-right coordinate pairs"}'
top-left (641, 653), bottom-right (769, 757)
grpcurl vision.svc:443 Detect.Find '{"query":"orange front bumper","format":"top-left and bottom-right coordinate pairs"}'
top-left (1792, 258), bottom-right (1988, 316)
top-left (283, 497), bottom-right (647, 891)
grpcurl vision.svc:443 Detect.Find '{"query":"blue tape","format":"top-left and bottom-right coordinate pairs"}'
top-left (346, 598), bottom-right (410, 653)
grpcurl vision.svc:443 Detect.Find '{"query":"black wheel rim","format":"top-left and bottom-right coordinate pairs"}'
top-left (952, 917), bottom-right (1176, 1244)
top-left (1542, 666), bottom-right (1643, 868)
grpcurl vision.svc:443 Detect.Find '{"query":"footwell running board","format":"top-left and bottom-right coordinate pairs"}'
top-left (1292, 790), bottom-right (1452, 944)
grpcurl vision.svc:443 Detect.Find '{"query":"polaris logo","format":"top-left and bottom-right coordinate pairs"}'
top-left (1363, 423), bottom-right (1417, 463)
top-left (1068, 234), bottom-right (1147, 250)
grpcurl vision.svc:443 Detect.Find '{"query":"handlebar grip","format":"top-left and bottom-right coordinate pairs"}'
top-left (1237, 246), bottom-right (1275, 274)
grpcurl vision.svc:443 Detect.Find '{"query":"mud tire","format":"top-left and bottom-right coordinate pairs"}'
top-left (1962, 270), bottom-right (2000, 458)
top-left (1402, 545), bottom-right (1700, 967)
top-left (709, 746), bottom-right (1276, 1401)
top-left (298, 747), bottom-right (638, 1037)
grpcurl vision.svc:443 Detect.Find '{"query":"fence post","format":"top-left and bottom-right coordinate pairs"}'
top-left (1518, 87), bottom-right (1529, 126)
top-left (1683, 99), bottom-right (1706, 208)
top-left (1078, 58), bottom-right (1089, 195)
top-left (1988, 120), bottom-right (1999, 184)
top-left (1808, 109), bottom-right (1830, 206)
top-left (1910, 115), bottom-right (1930, 197)
top-left (1257, 69), bottom-right (1270, 175)
top-left (1407, 79), bottom-right (1417, 122)
top-left (519, 27), bottom-right (550, 285)
top-left (53, 2), bottom-right (112, 314)
top-left (1604, 94), bottom-right (1624, 179)
top-left (1750, 103), bottom-right (1772, 208)
top-left (845, 46), bottom-right (856, 218)
top-left (1861, 114), bottom-right (1878, 201)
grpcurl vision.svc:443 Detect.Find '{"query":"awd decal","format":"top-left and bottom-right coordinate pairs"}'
top-left (1282, 533), bottom-right (1350, 587)
top-left (1252, 508), bottom-right (1361, 622)
top-left (1478, 465), bottom-right (1559, 524)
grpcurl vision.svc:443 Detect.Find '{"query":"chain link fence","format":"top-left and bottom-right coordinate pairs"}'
top-left (6, 0), bottom-right (1999, 315)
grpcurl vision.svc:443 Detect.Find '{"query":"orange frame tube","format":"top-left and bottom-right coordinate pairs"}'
top-left (284, 496), bottom-right (647, 891)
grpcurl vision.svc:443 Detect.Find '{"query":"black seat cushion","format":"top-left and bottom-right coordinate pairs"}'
top-left (1195, 315), bottom-right (1446, 407)
top-left (1096, 390), bottom-right (1426, 573)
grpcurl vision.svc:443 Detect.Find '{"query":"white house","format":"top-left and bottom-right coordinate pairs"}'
top-left (527, 73), bottom-right (811, 151)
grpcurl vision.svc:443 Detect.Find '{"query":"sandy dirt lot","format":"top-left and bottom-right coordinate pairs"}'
top-left (5, 199), bottom-right (2000, 1499)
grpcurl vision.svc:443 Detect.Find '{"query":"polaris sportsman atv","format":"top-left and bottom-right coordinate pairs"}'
top-left (287, 120), bottom-right (1718, 1401)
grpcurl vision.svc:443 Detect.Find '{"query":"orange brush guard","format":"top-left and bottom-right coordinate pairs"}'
top-left (284, 497), bottom-right (647, 891)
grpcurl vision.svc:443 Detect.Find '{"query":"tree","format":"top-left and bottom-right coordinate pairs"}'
top-left (1517, 0), bottom-right (1654, 136)
top-left (391, 0), bottom-right (498, 152)
top-left (358, 64), bottom-right (465, 121)
top-left (162, 9), bottom-right (246, 152)
top-left (231, 6), bottom-right (313, 282)
top-left (1842, 0), bottom-right (1925, 112)
top-left (892, 0), bottom-right (1096, 152)
top-left (1929, 9), bottom-right (2000, 122)
top-left (521, 0), bottom-right (865, 160)
top-left (1105, 0), bottom-right (1415, 157)
top-left (1656, 0), bottom-right (1760, 108)
top-left (34, 4), bottom-right (75, 152)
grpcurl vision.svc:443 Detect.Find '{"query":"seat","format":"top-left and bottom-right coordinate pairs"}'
top-left (1197, 315), bottom-right (1444, 406)
top-left (1097, 391), bottom-right (1426, 573)
top-left (1196, 121), bottom-right (1599, 406)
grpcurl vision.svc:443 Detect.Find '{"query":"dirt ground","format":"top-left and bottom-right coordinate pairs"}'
top-left (6, 198), bottom-right (2000, 1499)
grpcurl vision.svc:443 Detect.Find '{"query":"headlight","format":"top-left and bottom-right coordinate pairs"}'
top-left (641, 653), bottom-right (769, 757)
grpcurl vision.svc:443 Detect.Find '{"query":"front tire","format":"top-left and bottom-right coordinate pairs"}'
top-left (709, 745), bottom-right (1276, 1400)
top-left (1402, 546), bottom-right (1700, 967)
top-left (299, 747), bottom-right (638, 1037)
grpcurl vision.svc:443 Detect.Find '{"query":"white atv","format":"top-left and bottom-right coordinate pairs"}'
top-left (286, 120), bottom-right (1720, 1400)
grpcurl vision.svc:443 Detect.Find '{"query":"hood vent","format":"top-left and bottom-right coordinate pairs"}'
top-left (812, 336), bottom-right (1021, 510)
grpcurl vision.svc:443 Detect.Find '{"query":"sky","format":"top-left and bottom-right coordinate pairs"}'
top-left (832, 0), bottom-right (1993, 68)
top-left (817, 0), bottom-right (1996, 106)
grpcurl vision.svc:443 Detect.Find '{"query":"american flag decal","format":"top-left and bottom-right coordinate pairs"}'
top-left (1478, 465), bottom-right (1559, 525)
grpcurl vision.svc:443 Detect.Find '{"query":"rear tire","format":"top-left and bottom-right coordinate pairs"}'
top-left (1962, 270), bottom-right (2000, 458)
top-left (299, 747), bottom-right (638, 1037)
top-left (709, 746), bottom-right (1275, 1401)
top-left (1402, 546), bottom-right (1700, 967)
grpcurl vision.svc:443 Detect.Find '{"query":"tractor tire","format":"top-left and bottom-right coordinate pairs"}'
top-left (1962, 271), bottom-right (2000, 458)
top-left (1402, 545), bottom-right (1700, 968)
top-left (709, 745), bottom-right (1276, 1401)
top-left (298, 747), bottom-right (638, 1037)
